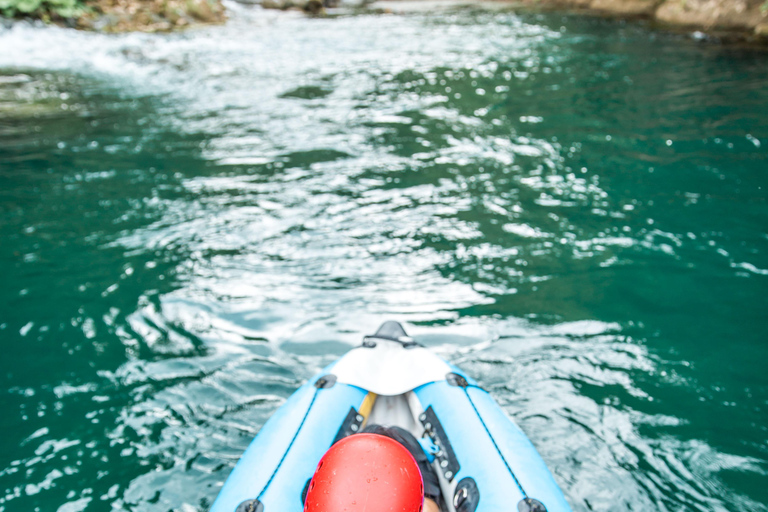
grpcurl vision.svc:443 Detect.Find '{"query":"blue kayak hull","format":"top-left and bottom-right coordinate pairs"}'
top-left (210, 335), bottom-right (571, 512)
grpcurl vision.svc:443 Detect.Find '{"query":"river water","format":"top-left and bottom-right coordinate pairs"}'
top-left (1, 4), bottom-right (767, 511)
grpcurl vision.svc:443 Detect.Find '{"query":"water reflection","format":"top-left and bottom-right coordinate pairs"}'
top-left (1, 5), bottom-right (767, 512)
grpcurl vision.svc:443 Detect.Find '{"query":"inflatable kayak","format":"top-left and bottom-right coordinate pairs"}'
top-left (210, 322), bottom-right (572, 512)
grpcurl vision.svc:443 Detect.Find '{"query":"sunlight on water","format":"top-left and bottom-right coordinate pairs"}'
top-left (1, 4), bottom-right (767, 512)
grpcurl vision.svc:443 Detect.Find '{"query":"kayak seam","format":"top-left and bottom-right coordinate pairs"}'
top-left (463, 387), bottom-right (527, 498)
top-left (257, 387), bottom-right (321, 501)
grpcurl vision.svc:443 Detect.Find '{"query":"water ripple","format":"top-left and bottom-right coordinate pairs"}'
top-left (2, 5), bottom-right (767, 512)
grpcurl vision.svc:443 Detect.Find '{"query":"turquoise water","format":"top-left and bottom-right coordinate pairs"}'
top-left (1, 6), bottom-right (767, 511)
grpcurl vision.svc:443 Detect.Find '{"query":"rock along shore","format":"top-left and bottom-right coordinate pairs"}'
top-left (257, 0), bottom-right (768, 43)
top-left (1, 0), bottom-right (766, 41)
top-left (511, 0), bottom-right (768, 41)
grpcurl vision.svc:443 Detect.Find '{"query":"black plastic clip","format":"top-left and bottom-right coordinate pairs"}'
top-left (453, 477), bottom-right (479, 512)
top-left (518, 498), bottom-right (547, 512)
top-left (446, 372), bottom-right (469, 388)
top-left (332, 407), bottom-right (365, 444)
top-left (419, 406), bottom-right (460, 482)
top-left (236, 499), bottom-right (263, 512)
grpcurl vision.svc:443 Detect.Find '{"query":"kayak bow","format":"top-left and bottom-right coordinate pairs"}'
top-left (210, 322), bottom-right (572, 512)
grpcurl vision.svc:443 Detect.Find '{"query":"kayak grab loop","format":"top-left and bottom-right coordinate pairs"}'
top-left (517, 497), bottom-right (548, 512)
top-left (314, 374), bottom-right (337, 389)
top-left (446, 372), bottom-right (469, 388)
top-left (419, 406), bottom-right (460, 481)
top-left (453, 477), bottom-right (479, 512)
top-left (235, 499), bottom-right (263, 512)
top-left (363, 321), bottom-right (420, 349)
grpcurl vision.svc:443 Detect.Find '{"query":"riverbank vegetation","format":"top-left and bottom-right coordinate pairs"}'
top-left (0, 0), bottom-right (84, 21)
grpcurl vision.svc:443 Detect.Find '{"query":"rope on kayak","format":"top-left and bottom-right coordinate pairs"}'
top-left (256, 387), bottom-right (321, 501)
top-left (463, 388), bottom-right (527, 499)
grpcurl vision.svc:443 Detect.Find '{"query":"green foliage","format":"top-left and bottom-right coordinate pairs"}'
top-left (0, 0), bottom-right (85, 19)
top-left (761, 0), bottom-right (768, 15)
